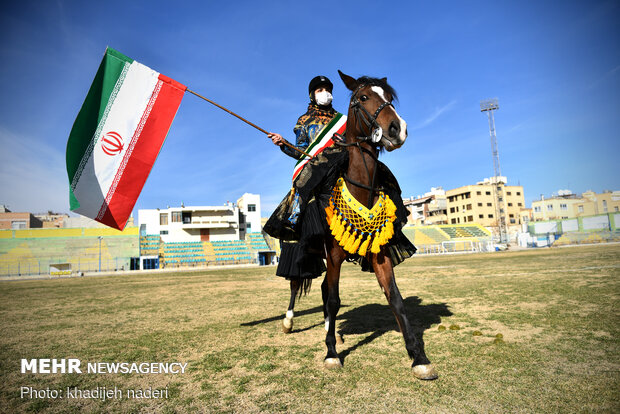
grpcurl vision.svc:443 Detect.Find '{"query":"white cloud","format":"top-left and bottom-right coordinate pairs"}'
top-left (0, 127), bottom-right (70, 213)
top-left (411, 100), bottom-right (458, 130)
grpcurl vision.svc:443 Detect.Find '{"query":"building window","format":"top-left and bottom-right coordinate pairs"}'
top-left (517, 192), bottom-right (521, 196)
top-left (477, 191), bottom-right (481, 195)
top-left (466, 204), bottom-right (472, 210)
top-left (465, 193), bottom-right (471, 199)
top-left (507, 191), bottom-right (512, 196)
top-left (467, 215), bottom-right (473, 222)
top-left (487, 203), bottom-right (492, 207)
top-left (451, 218), bottom-right (457, 224)
top-left (508, 203), bottom-right (513, 207)
top-left (510, 219), bottom-right (516, 224)
top-left (478, 203), bottom-right (483, 207)
top-left (246, 223), bottom-right (251, 231)
top-left (603, 200), bottom-right (608, 212)
top-left (615, 206), bottom-right (619, 212)
top-left (488, 214), bottom-right (494, 218)
top-left (547, 205), bottom-right (553, 211)
top-left (534, 206), bottom-right (541, 212)
top-left (485, 191), bottom-right (491, 195)
top-left (518, 203), bottom-right (523, 207)
top-left (509, 214), bottom-right (514, 218)
top-left (560, 204), bottom-right (567, 210)
top-left (450, 207), bottom-right (455, 213)
top-left (160, 230), bottom-right (168, 235)
top-left (11, 220), bottom-right (27, 229)
top-left (171, 212), bottom-right (182, 222)
top-left (247, 204), bottom-right (256, 212)
top-left (182, 212), bottom-right (192, 224)
top-left (479, 214), bottom-right (484, 219)
top-left (578, 205), bottom-right (584, 213)
top-left (159, 213), bottom-right (168, 225)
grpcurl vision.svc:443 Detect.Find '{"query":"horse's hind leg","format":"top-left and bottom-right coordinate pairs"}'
top-left (323, 239), bottom-right (346, 369)
top-left (371, 251), bottom-right (438, 380)
top-left (282, 279), bottom-right (301, 333)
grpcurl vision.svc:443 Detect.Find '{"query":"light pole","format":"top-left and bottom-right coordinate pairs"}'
top-left (480, 98), bottom-right (508, 244)
top-left (98, 236), bottom-right (103, 272)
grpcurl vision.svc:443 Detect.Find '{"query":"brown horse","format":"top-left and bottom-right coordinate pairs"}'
top-left (284, 71), bottom-right (437, 380)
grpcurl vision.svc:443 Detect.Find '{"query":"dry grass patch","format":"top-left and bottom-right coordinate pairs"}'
top-left (0, 244), bottom-right (618, 413)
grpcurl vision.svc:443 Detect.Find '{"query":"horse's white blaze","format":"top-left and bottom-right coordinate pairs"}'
top-left (394, 109), bottom-right (408, 142)
top-left (370, 86), bottom-right (407, 142)
top-left (371, 86), bottom-right (388, 102)
top-left (286, 310), bottom-right (294, 319)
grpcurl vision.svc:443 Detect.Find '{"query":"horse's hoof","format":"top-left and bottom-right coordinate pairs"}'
top-left (412, 364), bottom-right (438, 380)
top-left (282, 318), bottom-right (293, 334)
top-left (324, 358), bottom-right (342, 370)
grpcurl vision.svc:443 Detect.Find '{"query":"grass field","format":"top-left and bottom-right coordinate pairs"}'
top-left (1, 244), bottom-right (618, 413)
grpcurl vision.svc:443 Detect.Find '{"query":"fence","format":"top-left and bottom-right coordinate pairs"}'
top-left (162, 257), bottom-right (258, 269)
top-left (0, 257), bottom-right (132, 277)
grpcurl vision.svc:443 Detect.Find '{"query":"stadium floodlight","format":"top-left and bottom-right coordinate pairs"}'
top-left (480, 98), bottom-right (499, 112)
top-left (480, 97), bottom-right (508, 244)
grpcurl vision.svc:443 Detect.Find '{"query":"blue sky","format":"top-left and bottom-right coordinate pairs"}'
top-left (0, 1), bottom-right (618, 220)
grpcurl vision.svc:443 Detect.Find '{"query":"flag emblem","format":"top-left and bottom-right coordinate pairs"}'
top-left (101, 131), bottom-right (124, 156)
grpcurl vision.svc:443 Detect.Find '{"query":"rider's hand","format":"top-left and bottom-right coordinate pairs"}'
top-left (268, 132), bottom-right (285, 146)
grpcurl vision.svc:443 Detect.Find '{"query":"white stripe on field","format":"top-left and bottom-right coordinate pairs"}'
top-left (73, 61), bottom-right (159, 219)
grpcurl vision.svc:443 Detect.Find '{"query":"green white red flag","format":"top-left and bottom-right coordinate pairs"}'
top-left (292, 112), bottom-right (347, 181)
top-left (66, 48), bottom-right (186, 230)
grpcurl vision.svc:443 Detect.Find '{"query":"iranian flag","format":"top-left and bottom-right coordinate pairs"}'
top-left (66, 48), bottom-right (186, 230)
top-left (292, 112), bottom-right (347, 181)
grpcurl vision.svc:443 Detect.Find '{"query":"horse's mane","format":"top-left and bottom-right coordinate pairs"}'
top-left (354, 76), bottom-right (398, 103)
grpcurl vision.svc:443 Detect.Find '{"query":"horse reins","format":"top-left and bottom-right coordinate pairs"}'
top-left (335, 83), bottom-right (394, 206)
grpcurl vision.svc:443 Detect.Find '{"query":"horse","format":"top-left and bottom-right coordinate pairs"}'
top-left (281, 70), bottom-right (437, 380)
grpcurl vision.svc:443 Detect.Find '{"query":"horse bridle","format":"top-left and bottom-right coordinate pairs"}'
top-left (335, 83), bottom-right (394, 207)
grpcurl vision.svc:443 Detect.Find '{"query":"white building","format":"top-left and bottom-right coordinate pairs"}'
top-left (138, 193), bottom-right (262, 243)
top-left (237, 193), bottom-right (261, 239)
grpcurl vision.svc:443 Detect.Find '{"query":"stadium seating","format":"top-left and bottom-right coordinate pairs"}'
top-left (159, 234), bottom-right (273, 268)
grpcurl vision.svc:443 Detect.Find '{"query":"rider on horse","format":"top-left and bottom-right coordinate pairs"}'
top-left (265, 72), bottom-right (436, 379)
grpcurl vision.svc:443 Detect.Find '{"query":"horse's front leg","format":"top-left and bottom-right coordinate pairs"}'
top-left (282, 279), bottom-right (301, 333)
top-left (371, 250), bottom-right (438, 380)
top-left (323, 238), bottom-right (346, 369)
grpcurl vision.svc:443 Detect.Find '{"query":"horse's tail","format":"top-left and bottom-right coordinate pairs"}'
top-left (298, 278), bottom-right (313, 299)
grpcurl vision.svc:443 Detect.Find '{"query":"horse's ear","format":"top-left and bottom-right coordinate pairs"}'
top-left (338, 70), bottom-right (358, 91)
top-left (381, 77), bottom-right (387, 83)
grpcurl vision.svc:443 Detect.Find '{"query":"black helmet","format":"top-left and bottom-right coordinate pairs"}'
top-left (308, 75), bottom-right (333, 94)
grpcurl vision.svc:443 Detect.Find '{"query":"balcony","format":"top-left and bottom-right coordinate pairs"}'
top-left (180, 218), bottom-right (238, 229)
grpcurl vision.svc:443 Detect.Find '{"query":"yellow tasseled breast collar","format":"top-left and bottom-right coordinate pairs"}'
top-left (325, 177), bottom-right (397, 256)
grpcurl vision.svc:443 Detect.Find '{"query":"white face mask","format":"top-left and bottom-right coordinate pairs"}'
top-left (315, 91), bottom-right (333, 106)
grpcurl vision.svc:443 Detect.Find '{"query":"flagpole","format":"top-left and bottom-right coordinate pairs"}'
top-left (186, 89), bottom-right (312, 158)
